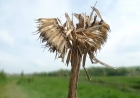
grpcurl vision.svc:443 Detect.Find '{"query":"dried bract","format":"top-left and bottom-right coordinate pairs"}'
top-left (36, 6), bottom-right (116, 80)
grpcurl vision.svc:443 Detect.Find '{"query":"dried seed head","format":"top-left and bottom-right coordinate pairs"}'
top-left (102, 21), bottom-right (110, 31)
top-left (99, 26), bottom-right (107, 34)
top-left (35, 5), bottom-right (116, 80)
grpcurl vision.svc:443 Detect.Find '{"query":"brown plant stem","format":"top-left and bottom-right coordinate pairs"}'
top-left (68, 55), bottom-right (81, 98)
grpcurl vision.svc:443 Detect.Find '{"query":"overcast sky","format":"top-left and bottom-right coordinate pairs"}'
top-left (0, 0), bottom-right (140, 74)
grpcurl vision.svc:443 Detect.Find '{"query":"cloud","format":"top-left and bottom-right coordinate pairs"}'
top-left (0, 0), bottom-right (140, 74)
top-left (0, 30), bottom-right (14, 47)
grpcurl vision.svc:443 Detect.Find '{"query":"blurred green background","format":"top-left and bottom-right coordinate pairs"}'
top-left (0, 67), bottom-right (140, 98)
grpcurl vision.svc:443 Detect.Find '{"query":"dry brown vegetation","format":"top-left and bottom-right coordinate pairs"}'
top-left (35, 3), bottom-right (115, 98)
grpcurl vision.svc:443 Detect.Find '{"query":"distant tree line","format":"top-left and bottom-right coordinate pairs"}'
top-left (32, 67), bottom-right (140, 77)
top-left (0, 70), bottom-right (6, 79)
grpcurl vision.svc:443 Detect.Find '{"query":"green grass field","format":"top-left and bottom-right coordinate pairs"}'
top-left (0, 76), bottom-right (140, 98)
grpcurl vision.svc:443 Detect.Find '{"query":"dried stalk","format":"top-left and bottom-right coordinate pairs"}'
top-left (68, 55), bottom-right (81, 98)
top-left (35, 2), bottom-right (115, 98)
